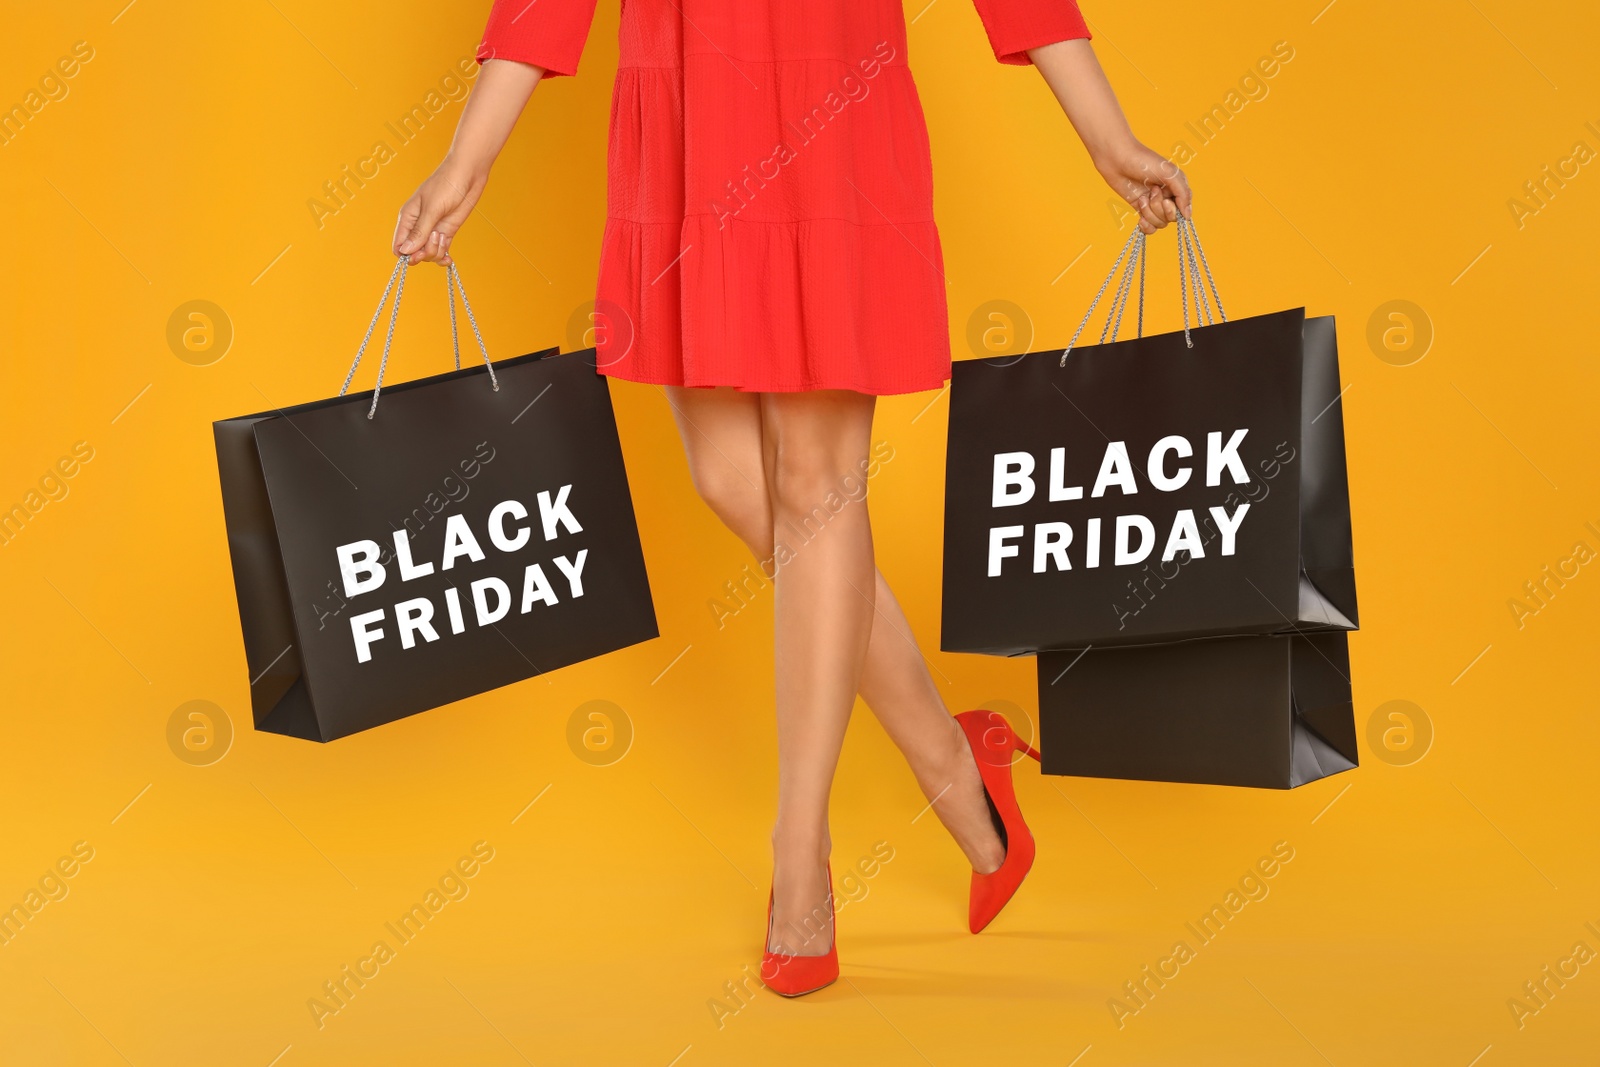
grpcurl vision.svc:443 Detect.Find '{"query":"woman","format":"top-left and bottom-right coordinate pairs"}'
top-left (396, 0), bottom-right (1189, 997)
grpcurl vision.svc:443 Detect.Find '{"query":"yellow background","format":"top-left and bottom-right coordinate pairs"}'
top-left (3, 1), bottom-right (1598, 1063)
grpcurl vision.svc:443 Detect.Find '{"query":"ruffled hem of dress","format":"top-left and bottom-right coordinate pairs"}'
top-left (594, 214), bottom-right (953, 396)
top-left (597, 364), bottom-right (950, 397)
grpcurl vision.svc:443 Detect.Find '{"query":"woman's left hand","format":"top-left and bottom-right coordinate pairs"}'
top-left (1095, 140), bottom-right (1192, 234)
top-left (1026, 40), bottom-right (1192, 234)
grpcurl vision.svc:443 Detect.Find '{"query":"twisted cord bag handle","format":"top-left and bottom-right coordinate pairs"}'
top-left (1058, 218), bottom-right (1226, 367)
top-left (340, 257), bottom-right (501, 419)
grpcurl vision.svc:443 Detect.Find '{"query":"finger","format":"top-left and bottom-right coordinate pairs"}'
top-left (399, 196), bottom-right (449, 257)
top-left (398, 211), bottom-right (428, 258)
top-left (419, 229), bottom-right (445, 265)
top-left (1158, 167), bottom-right (1193, 219)
top-left (1138, 196), bottom-right (1166, 233)
top-left (393, 196), bottom-right (422, 257)
top-left (408, 229), bottom-right (440, 266)
top-left (423, 193), bottom-right (474, 265)
top-left (1128, 192), bottom-right (1153, 234)
top-left (1148, 183), bottom-right (1181, 227)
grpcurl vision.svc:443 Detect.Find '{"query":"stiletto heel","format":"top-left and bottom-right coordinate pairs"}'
top-left (955, 709), bottom-right (1040, 934)
top-left (760, 862), bottom-right (839, 997)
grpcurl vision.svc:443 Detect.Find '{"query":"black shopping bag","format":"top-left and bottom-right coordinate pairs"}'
top-left (941, 222), bottom-right (1356, 655)
top-left (1037, 632), bottom-right (1358, 789)
top-left (213, 260), bottom-right (657, 741)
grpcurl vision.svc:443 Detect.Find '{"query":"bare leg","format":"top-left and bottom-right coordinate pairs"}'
top-left (855, 572), bottom-right (1005, 874)
top-left (755, 389), bottom-right (878, 954)
top-left (664, 387), bottom-right (1005, 950)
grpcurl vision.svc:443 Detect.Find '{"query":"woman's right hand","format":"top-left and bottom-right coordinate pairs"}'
top-left (390, 58), bottom-right (545, 266)
top-left (393, 159), bottom-right (488, 266)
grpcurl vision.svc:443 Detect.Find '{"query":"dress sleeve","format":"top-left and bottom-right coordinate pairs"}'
top-left (970, 0), bottom-right (1091, 66)
top-left (476, 0), bottom-right (600, 78)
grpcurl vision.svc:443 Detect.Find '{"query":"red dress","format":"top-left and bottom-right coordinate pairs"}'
top-left (479, 0), bottom-right (1089, 395)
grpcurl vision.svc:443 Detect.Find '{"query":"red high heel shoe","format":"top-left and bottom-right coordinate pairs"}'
top-left (955, 709), bottom-right (1043, 934)
top-left (760, 863), bottom-right (839, 997)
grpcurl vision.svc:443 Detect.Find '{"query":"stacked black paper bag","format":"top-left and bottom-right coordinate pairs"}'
top-left (941, 222), bottom-right (1358, 788)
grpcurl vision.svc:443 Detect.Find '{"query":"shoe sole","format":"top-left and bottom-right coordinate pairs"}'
top-left (768, 975), bottom-right (838, 998)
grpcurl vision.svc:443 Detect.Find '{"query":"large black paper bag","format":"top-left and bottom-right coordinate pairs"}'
top-left (941, 306), bottom-right (1357, 655)
top-left (214, 264), bottom-right (656, 741)
top-left (1037, 633), bottom-right (1358, 789)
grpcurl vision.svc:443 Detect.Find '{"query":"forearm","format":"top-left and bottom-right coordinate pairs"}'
top-left (393, 58), bottom-right (543, 261)
top-left (1027, 37), bottom-right (1189, 228)
top-left (444, 58), bottom-right (544, 175)
top-left (1026, 39), bottom-right (1136, 168)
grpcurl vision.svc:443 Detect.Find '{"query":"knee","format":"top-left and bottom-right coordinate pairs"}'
top-left (688, 462), bottom-right (771, 553)
top-left (769, 449), bottom-right (860, 521)
top-left (688, 461), bottom-right (751, 522)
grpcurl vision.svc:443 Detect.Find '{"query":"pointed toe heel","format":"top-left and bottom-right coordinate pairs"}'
top-left (955, 709), bottom-right (1042, 934)
top-left (760, 863), bottom-right (839, 997)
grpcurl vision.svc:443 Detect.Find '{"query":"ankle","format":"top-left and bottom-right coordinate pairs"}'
top-left (918, 717), bottom-right (979, 799)
top-left (770, 826), bottom-right (831, 868)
